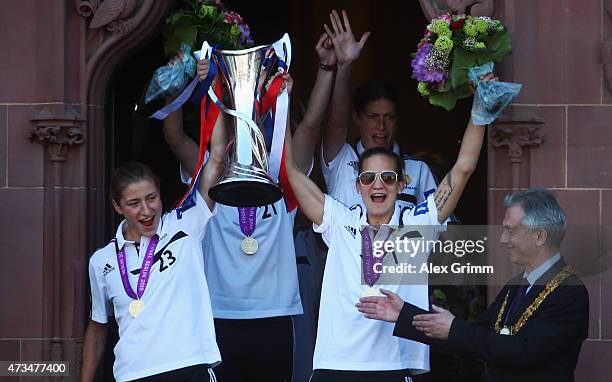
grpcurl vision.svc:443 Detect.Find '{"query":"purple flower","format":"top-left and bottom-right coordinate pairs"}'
top-left (239, 23), bottom-right (254, 45)
top-left (411, 42), bottom-right (446, 83)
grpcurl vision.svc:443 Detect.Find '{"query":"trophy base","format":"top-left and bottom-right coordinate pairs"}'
top-left (209, 180), bottom-right (283, 207)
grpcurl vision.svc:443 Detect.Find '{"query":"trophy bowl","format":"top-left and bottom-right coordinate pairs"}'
top-left (207, 43), bottom-right (286, 207)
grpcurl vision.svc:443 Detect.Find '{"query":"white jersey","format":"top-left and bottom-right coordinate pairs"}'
top-left (89, 191), bottom-right (221, 382)
top-left (322, 141), bottom-right (439, 216)
top-left (312, 194), bottom-right (445, 373)
top-left (181, 168), bottom-right (303, 319)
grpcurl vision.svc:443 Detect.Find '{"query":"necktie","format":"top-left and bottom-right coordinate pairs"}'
top-left (506, 277), bottom-right (529, 323)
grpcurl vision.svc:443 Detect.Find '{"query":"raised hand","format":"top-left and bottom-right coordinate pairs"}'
top-left (323, 9), bottom-right (370, 65)
top-left (315, 33), bottom-right (337, 66)
top-left (468, 72), bottom-right (499, 93)
top-left (197, 59), bottom-right (211, 82)
top-left (263, 70), bottom-right (293, 96)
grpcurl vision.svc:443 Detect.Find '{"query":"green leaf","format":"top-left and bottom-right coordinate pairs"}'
top-left (167, 11), bottom-right (192, 26)
top-left (230, 24), bottom-right (240, 37)
top-left (451, 46), bottom-right (477, 88)
top-left (433, 289), bottom-right (448, 301)
top-left (163, 33), bottom-right (181, 57)
top-left (199, 5), bottom-right (216, 18)
top-left (429, 90), bottom-right (458, 111)
top-left (454, 83), bottom-right (473, 100)
top-left (484, 30), bottom-right (512, 62)
top-left (174, 24), bottom-right (198, 47)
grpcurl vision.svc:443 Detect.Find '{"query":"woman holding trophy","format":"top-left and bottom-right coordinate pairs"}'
top-left (162, 33), bottom-right (337, 381)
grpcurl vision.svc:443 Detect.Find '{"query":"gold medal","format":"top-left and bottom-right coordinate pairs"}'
top-left (241, 237), bottom-right (258, 255)
top-left (500, 326), bottom-right (511, 335)
top-left (361, 286), bottom-right (379, 297)
top-left (129, 300), bottom-right (145, 317)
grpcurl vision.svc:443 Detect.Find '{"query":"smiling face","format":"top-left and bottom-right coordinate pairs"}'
top-left (356, 154), bottom-right (404, 225)
top-left (112, 179), bottom-right (162, 242)
top-left (499, 205), bottom-right (541, 268)
top-left (355, 98), bottom-right (398, 150)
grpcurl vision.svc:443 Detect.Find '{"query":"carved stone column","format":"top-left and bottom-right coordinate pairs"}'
top-left (490, 109), bottom-right (545, 189)
top-left (29, 105), bottom-right (85, 162)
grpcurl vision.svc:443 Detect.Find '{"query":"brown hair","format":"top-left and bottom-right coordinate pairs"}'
top-left (110, 162), bottom-right (160, 203)
top-left (357, 147), bottom-right (404, 179)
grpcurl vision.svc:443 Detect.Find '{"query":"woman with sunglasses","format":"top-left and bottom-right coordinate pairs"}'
top-left (322, 10), bottom-right (440, 217)
top-left (282, 73), bottom-right (492, 382)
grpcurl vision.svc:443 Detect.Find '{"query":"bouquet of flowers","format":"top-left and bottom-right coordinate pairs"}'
top-left (145, 0), bottom-right (254, 104)
top-left (411, 13), bottom-right (513, 111)
top-left (162, 0), bottom-right (254, 56)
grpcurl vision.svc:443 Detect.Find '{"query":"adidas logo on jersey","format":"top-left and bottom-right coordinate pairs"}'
top-left (344, 225), bottom-right (357, 238)
top-left (102, 263), bottom-right (116, 276)
top-left (347, 160), bottom-right (358, 170)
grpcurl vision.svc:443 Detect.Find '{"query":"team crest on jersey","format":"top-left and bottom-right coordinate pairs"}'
top-left (404, 174), bottom-right (412, 185)
top-left (347, 161), bottom-right (358, 170)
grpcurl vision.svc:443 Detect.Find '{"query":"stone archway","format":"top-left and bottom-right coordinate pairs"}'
top-left (24, 1), bottom-right (172, 379)
top-left (77, 0), bottom-right (172, 255)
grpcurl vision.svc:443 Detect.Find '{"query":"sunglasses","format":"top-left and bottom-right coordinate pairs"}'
top-left (358, 171), bottom-right (398, 186)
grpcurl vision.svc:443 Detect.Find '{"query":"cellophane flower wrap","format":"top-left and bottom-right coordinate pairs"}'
top-left (411, 13), bottom-right (513, 111)
top-left (146, 0), bottom-right (254, 103)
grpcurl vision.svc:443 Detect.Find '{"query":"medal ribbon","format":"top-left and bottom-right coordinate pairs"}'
top-left (361, 227), bottom-right (393, 287)
top-left (238, 207), bottom-right (257, 237)
top-left (116, 235), bottom-right (159, 300)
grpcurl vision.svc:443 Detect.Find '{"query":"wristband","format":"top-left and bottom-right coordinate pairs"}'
top-left (319, 62), bottom-right (337, 72)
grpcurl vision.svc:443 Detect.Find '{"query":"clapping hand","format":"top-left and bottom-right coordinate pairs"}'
top-left (412, 305), bottom-right (455, 340)
top-left (356, 289), bottom-right (405, 323)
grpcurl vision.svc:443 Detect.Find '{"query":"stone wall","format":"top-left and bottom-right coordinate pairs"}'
top-left (488, 1), bottom-right (612, 379)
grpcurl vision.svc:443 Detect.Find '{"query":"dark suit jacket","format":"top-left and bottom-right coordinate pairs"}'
top-left (393, 258), bottom-right (589, 382)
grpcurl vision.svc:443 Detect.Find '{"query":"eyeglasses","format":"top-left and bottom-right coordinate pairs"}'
top-left (358, 171), bottom-right (398, 186)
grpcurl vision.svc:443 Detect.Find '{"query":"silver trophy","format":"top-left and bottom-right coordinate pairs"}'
top-left (206, 36), bottom-right (290, 207)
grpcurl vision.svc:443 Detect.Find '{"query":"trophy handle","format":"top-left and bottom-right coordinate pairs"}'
top-left (207, 88), bottom-right (268, 170)
top-left (272, 33), bottom-right (292, 68)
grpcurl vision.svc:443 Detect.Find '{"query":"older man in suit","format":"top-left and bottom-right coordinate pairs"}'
top-left (356, 188), bottom-right (589, 381)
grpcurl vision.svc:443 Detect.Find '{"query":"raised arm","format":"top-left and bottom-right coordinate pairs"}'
top-left (433, 118), bottom-right (485, 224)
top-left (162, 103), bottom-right (199, 174)
top-left (285, 126), bottom-right (325, 225)
top-left (322, 9), bottom-right (370, 163)
top-left (198, 106), bottom-right (226, 210)
top-left (432, 74), bottom-right (496, 223)
top-left (279, 75), bottom-right (325, 224)
top-left (292, 33), bottom-right (336, 173)
top-left (163, 58), bottom-right (225, 210)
